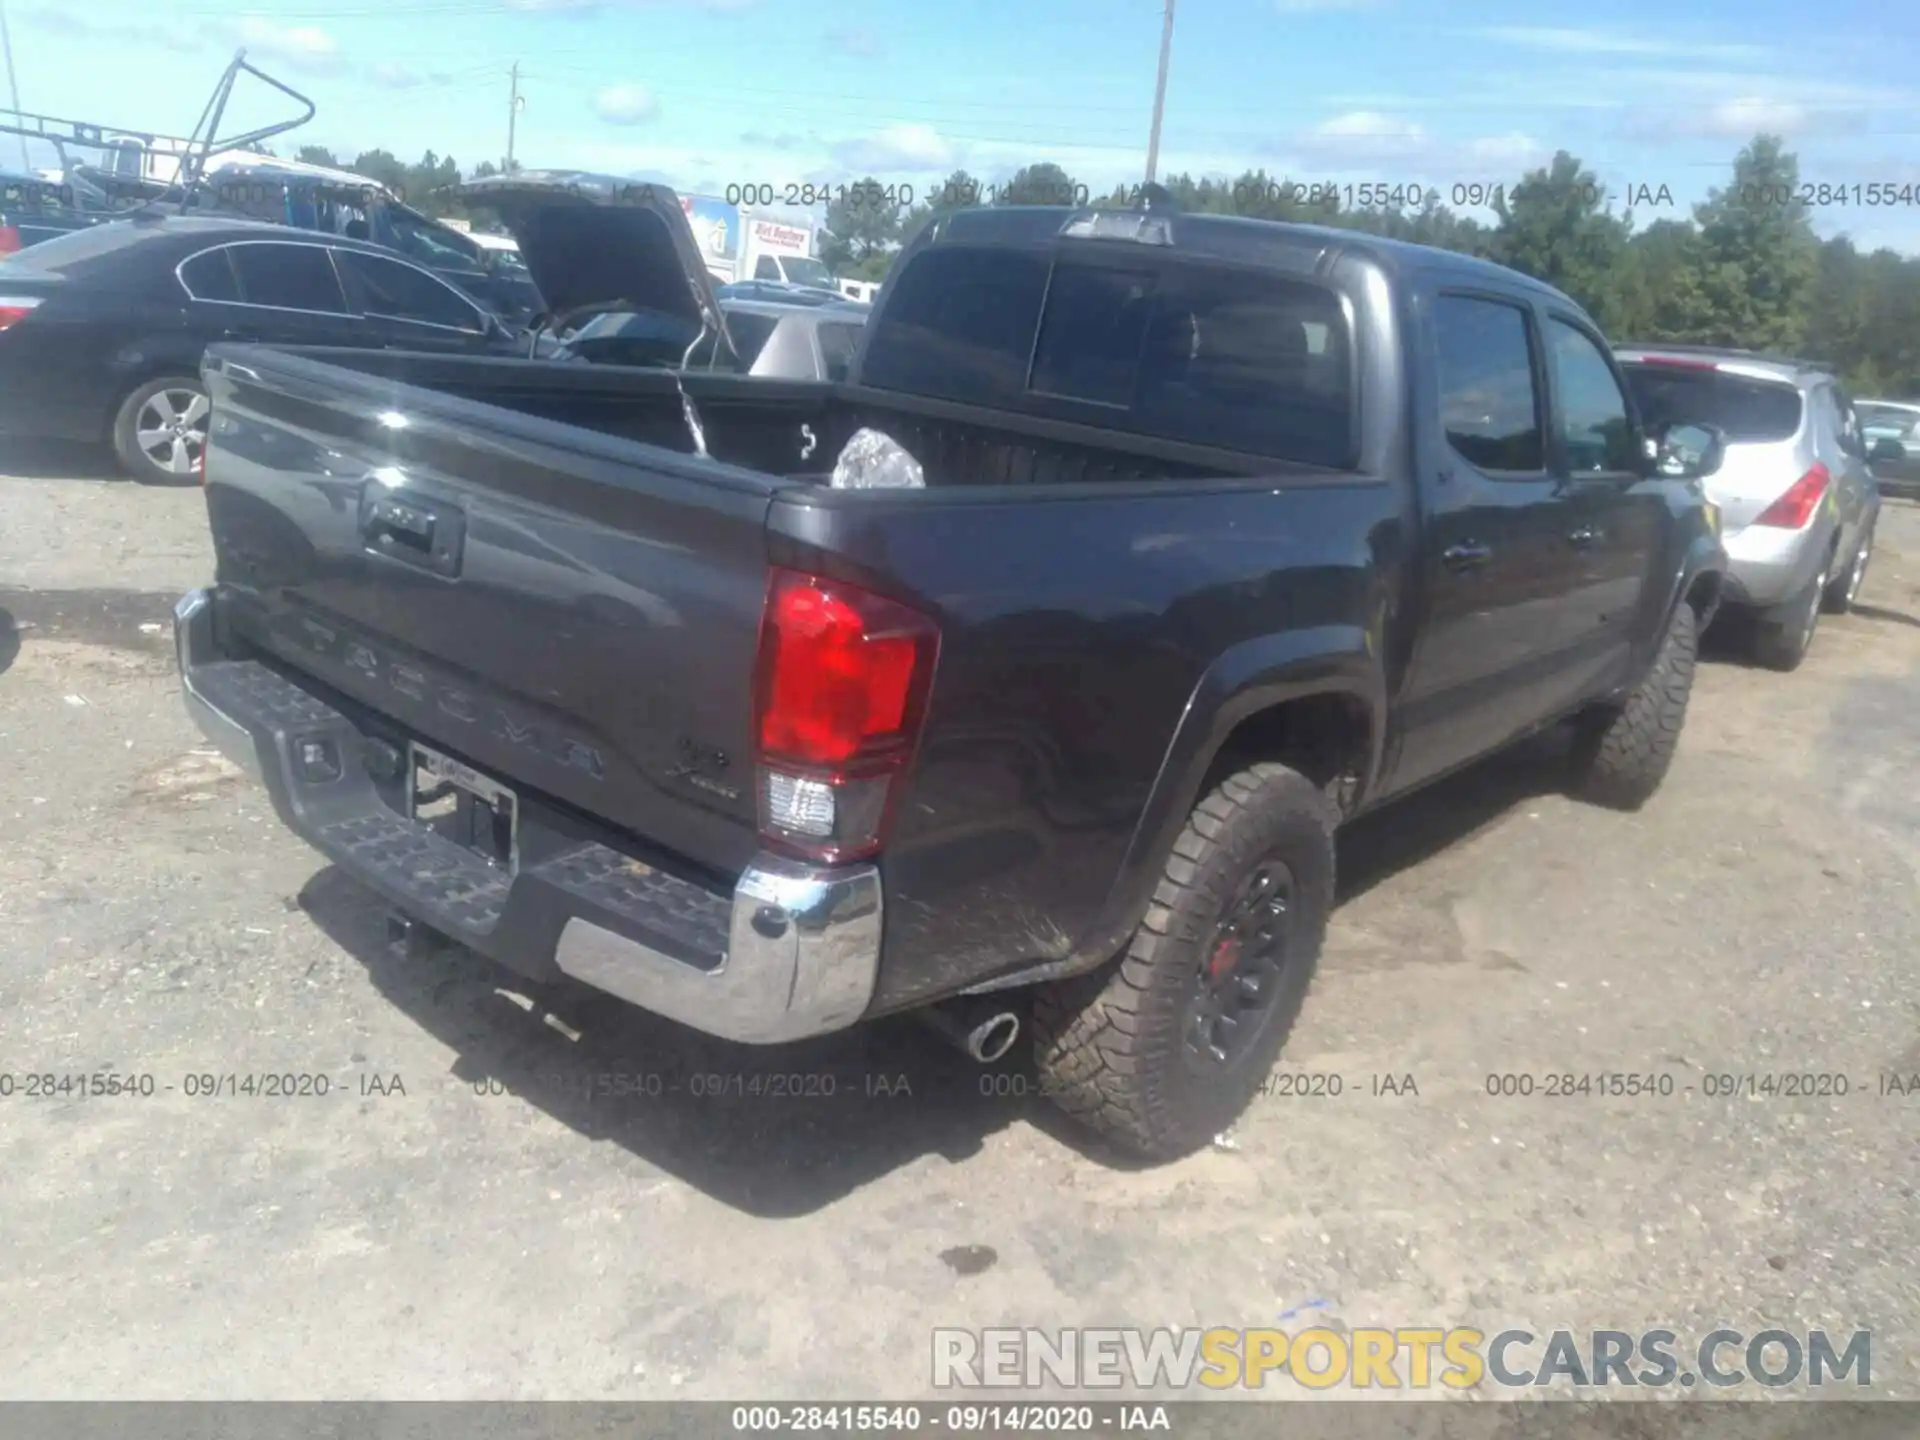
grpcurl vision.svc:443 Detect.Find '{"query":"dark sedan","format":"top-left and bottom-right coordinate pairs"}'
top-left (0, 215), bottom-right (518, 482)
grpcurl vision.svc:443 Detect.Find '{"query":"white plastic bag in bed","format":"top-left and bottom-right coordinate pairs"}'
top-left (829, 427), bottom-right (925, 489)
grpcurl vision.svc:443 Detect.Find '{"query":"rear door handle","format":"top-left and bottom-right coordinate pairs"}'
top-left (1568, 526), bottom-right (1602, 548)
top-left (1443, 541), bottom-right (1493, 572)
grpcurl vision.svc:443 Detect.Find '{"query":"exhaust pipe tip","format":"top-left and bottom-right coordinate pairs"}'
top-left (967, 1012), bottom-right (1020, 1064)
top-left (917, 998), bottom-right (1024, 1064)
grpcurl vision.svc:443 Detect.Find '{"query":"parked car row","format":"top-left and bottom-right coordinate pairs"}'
top-left (1615, 345), bottom-right (1885, 671)
top-left (0, 173), bottom-right (870, 482)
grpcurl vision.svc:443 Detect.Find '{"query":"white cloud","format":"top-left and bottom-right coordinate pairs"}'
top-left (1290, 110), bottom-right (1430, 165)
top-left (830, 123), bottom-right (955, 173)
top-left (1695, 97), bottom-right (1810, 138)
top-left (1474, 26), bottom-right (1768, 62)
top-left (593, 85), bottom-right (661, 126)
top-left (231, 16), bottom-right (345, 73)
top-left (1465, 132), bottom-right (1549, 168)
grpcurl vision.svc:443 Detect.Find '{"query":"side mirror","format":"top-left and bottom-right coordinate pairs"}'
top-left (1651, 421), bottom-right (1726, 481)
top-left (1869, 435), bottom-right (1905, 464)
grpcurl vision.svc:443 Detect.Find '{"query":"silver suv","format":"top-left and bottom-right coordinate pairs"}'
top-left (1617, 346), bottom-right (1880, 671)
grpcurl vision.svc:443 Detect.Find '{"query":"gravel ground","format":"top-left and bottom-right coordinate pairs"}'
top-left (2, 451), bottom-right (1917, 1405)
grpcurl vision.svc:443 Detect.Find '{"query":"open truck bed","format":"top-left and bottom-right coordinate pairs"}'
top-left (188, 337), bottom-right (1380, 1031)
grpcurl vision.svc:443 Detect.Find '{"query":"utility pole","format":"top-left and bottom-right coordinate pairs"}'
top-left (506, 63), bottom-right (524, 173)
top-left (1143, 0), bottom-right (1176, 185)
top-left (0, 0), bottom-right (30, 172)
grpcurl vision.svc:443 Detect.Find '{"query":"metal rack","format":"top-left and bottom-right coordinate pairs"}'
top-left (0, 50), bottom-right (317, 214)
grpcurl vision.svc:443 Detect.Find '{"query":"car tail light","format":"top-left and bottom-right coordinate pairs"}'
top-left (1753, 463), bottom-right (1830, 529)
top-left (752, 567), bottom-right (939, 864)
top-left (1632, 356), bottom-right (1718, 370)
top-left (0, 226), bottom-right (19, 255)
top-left (0, 294), bottom-right (40, 330)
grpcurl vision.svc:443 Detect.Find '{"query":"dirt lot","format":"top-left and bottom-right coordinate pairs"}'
top-left (3, 446), bottom-right (1918, 1403)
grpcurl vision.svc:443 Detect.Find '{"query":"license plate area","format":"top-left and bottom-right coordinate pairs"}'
top-left (408, 742), bottom-right (518, 871)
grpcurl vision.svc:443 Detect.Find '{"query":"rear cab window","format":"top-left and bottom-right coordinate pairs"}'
top-left (1620, 362), bottom-right (1804, 445)
top-left (859, 244), bottom-right (1355, 468)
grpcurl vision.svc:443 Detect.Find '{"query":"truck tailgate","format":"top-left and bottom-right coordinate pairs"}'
top-left (198, 344), bottom-right (777, 879)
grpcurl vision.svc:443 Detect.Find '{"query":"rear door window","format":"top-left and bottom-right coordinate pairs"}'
top-left (1620, 365), bottom-right (1803, 444)
top-left (179, 248), bottom-right (241, 303)
top-left (336, 249), bottom-right (486, 330)
top-left (1432, 295), bottom-right (1543, 473)
top-left (228, 243), bottom-right (350, 313)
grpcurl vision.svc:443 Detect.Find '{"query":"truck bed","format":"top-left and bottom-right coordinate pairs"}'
top-left (268, 345), bottom-right (1257, 487)
top-left (196, 342), bottom-right (1394, 1012)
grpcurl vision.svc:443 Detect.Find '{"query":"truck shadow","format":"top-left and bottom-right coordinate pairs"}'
top-left (0, 605), bottom-right (18, 677)
top-left (297, 865), bottom-right (1028, 1217)
top-left (299, 728), bottom-right (1584, 1201)
top-left (1336, 726), bottom-right (1572, 905)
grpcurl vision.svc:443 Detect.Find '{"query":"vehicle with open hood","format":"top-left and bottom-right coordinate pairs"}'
top-left (172, 183), bottom-right (1727, 1159)
top-left (458, 170), bottom-right (738, 359)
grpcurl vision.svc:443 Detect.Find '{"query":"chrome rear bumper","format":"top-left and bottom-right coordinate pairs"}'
top-left (174, 587), bottom-right (882, 1044)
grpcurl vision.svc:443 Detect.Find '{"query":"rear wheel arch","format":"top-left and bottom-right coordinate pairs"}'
top-left (1087, 639), bottom-right (1383, 968)
top-left (1198, 689), bottom-right (1376, 815)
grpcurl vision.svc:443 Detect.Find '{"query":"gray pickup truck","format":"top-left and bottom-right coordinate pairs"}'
top-left (175, 181), bottom-right (1725, 1158)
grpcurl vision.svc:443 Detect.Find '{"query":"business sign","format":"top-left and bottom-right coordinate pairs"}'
top-left (751, 218), bottom-right (811, 256)
top-left (678, 194), bottom-right (739, 262)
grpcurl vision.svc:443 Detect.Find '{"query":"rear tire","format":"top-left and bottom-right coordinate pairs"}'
top-left (1031, 762), bottom-right (1336, 1161)
top-left (1569, 600), bottom-right (1697, 811)
top-left (111, 376), bottom-right (208, 486)
top-left (1753, 557), bottom-right (1830, 672)
top-left (1823, 518), bottom-right (1874, 615)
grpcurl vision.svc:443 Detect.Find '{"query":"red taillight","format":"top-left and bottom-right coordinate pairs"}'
top-left (0, 297), bottom-right (40, 331)
top-left (752, 567), bottom-right (938, 863)
top-left (0, 226), bottom-right (19, 255)
top-left (1753, 463), bottom-right (1830, 529)
top-left (1633, 356), bottom-right (1719, 370)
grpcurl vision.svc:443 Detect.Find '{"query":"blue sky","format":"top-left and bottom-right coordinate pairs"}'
top-left (6, 0), bottom-right (1920, 251)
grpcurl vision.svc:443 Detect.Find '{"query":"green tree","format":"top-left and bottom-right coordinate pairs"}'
top-left (995, 162), bottom-right (1083, 206)
top-left (1615, 220), bottom-right (1709, 343)
top-left (294, 145), bottom-right (341, 168)
top-left (819, 174), bottom-right (903, 276)
top-left (349, 148), bottom-right (408, 196)
top-left (1685, 135), bottom-right (1819, 351)
top-left (1491, 151), bottom-right (1632, 331)
top-left (898, 167), bottom-right (987, 247)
